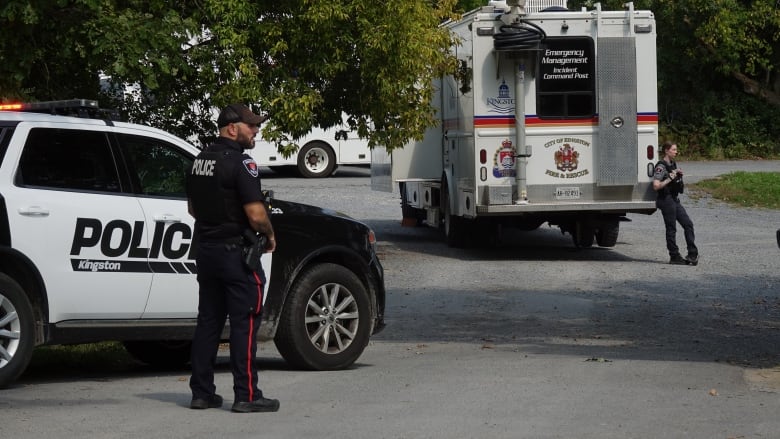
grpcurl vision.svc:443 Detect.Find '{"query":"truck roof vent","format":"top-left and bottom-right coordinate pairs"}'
top-left (527, 0), bottom-right (568, 14)
top-left (489, 0), bottom-right (568, 14)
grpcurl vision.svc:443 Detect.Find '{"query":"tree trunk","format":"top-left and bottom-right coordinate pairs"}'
top-left (732, 71), bottom-right (780, 107)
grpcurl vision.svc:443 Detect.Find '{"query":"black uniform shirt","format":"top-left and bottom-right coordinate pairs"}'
top-left (187, 137), bottom-right (264, 242)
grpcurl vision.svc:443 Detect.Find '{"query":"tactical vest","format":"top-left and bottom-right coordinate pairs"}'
top-left (656, 160), bottom-right (684, 197)
top-left (187, 147), bottom-right (246, 239)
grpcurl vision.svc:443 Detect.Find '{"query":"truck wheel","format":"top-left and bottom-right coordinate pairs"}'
top-left (297, 142), bottom-right (336, 178)
top-left (572, 223), bottom-right (595, 248)
top-left (274, 263), bottom-right (372, 370)
top-left (596, 222), bottom-right (620, 247)
top-left (0, 273), bottom-right (35, 389)
top-left (122, 340), bottom-right (192, 368)
top-left (442, 181), bottom-right (469, 247)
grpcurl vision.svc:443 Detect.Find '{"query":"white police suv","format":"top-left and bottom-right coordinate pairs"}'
top-left (0, 100), bottom-right (385, 388)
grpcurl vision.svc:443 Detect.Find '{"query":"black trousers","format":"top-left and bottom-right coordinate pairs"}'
top-left (190, 242), bottom-right (265, 403)
top-left (656, 196), bottom-right (698, 258)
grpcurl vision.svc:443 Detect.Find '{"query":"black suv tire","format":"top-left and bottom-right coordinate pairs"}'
top-left (274, 263), bottom-right (372, 370)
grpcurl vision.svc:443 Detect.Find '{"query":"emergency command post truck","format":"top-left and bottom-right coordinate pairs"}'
top-left (372, 0), bottom-right (659, 247)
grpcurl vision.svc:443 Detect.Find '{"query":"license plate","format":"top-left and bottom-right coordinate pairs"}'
top-left (555, 187), bottom-right (581, 200)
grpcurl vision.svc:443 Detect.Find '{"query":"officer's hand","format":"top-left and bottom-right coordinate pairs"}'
top-left (669, 170), bottom-right (677, 180)
top-left (265, 237), bottom-right (276, 253)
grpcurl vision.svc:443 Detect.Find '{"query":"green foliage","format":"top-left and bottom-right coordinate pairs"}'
top-left (692, 172), bottom-right (780, 209)
top-left (568, 0), bottom-right (780, 159)
top-left (26, 342), bottom-right (135, 377)
top-left (1, 0), bottom-right (459, 153)
top-left (3, 0), bottom-right (780, 157)
top-left (659, 89), bottom-right (780, 159)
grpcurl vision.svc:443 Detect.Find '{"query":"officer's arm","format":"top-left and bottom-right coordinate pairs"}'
top-left (652, 168), bottom-right (674, 191)
top-left (244, 201), bottom-right (276, 252)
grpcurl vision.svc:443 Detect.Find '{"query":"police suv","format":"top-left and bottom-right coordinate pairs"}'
top-left (0, 100), bottom-right (385, 388)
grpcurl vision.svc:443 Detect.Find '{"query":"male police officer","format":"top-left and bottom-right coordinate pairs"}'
top-left (186, 103), bottom-right (279, 413)
top-left (653, 141), bottom-right (698, 266)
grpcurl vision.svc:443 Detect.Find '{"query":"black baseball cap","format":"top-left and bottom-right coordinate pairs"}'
top-left (217, 103), bottom-right (269, 128)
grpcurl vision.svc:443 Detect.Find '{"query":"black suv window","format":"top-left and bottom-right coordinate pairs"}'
top-left (119, 134), bottom-right (193, 198)
top-left (17, 128), bottom-right (121, 192)
top-left (537, 36), bottom-right (596, 118)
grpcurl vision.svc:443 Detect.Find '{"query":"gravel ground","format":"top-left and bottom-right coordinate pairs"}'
top-left (264, 160), bottom-right (780, 369)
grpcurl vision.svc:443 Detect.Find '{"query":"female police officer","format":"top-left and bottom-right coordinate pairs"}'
top-left (653, 141), bottom-right (698, 266)
top-left (186, 103), bottom-right (279, 413)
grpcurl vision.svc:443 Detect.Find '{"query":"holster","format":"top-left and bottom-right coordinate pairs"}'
top-left (241, 229), bottom-right (267, 273)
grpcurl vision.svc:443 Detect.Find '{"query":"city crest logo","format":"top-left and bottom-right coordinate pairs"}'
top-left (486, 80), bottom-right (514, 114)
top-left (544, 137), bottom-right (590, 179)
top-left (492, 139), bottom-right (517, 177)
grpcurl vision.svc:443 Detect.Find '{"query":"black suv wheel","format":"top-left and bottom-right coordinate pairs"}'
top-left (274, 263), bottom-right (372, 370)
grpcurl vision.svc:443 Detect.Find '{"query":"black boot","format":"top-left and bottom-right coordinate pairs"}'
top-left (231, 396), bottom-right (280, 413)
top-left (669, 254), bottom-right (689, 265)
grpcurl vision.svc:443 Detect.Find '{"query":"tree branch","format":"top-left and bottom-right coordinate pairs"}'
top-left (732, 71), bottom-right (780, 106)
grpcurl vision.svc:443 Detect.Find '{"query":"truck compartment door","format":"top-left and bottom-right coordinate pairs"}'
top-left (596, 37), bottom-right (638, 186)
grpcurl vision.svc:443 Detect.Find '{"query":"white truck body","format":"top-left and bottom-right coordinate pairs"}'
top-left (372, 1), bottom-right (659, 247)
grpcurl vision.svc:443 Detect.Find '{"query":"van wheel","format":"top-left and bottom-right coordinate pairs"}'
top-left (0, 273), bottom-right (35, 389)
top-left (274, 263), bottom-right (372, 370)
top-left (298, 142), bottom-right (336, 178)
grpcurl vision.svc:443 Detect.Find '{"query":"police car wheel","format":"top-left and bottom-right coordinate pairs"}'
top-left (274, 263), bottom-right (371, 370)
top-left (122, 340), bottom-right (192, 368)
top-left (0, 273), bottom-right (36, 389)
top-left (297, 142), bottom-right (336, 178)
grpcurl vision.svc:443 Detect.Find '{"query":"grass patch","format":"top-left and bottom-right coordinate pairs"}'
top-left (690, 172), bottom-right (780, 209)
top-left (23, 341), bottom-right (138, 377)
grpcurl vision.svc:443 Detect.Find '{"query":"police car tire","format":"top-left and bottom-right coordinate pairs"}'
top-left (122, 340), bottom-right (192, 368)
top-left (0, 273), bottom-right (35, 389)
top-left (297, 142), bottom-right (336, 178)
top-left (274, 263), bottom-right (371, 371)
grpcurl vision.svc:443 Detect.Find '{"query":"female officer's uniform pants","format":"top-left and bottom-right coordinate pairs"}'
top-left (656, 195), bottom-right (698, 258)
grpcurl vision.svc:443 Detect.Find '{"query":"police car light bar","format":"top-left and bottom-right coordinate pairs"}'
top-left (0, 103), bottom-right (24, 111)
top-left (0, 99), bottom-right (121, 121)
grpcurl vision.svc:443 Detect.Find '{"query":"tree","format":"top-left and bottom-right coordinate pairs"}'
top-left (1, 0), bottom-right (459, 152)
top-left (652, 0), bottom-right (780, 106)
top-left (566, 0), bottom-right (780, 102)
top-left (567, 0), bottom-right (780, 156)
